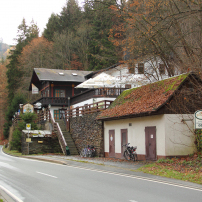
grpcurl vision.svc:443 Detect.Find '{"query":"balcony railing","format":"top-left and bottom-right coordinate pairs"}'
top-left (32, 88), bottom-right (125, 107)
top-left (71, 88), bottom-right (125, 105)
top-left (33, 97), bottom-right (69, 106)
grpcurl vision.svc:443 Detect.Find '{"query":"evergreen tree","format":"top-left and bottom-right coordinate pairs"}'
top-left (43, 13), bottom-right (61, 41)
top-left (86, 0), bottom-right (119, 70)
top-left (3, 93), bottom-right (26, 139)
top-left (59, 0), bottom-right (82, 32)
top-left (6, 18), bottom-right (39, 104)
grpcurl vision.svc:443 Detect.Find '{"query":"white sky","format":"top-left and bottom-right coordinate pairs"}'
top-left (0, 0), bottom-right (84, 45)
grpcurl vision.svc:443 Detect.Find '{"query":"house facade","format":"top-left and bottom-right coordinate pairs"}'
top-left (29, 68), bottom-right (92, 120)
top-left (97, 73), bottom-right (201, 160)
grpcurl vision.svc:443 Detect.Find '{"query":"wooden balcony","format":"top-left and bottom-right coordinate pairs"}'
top-left (33, 97), bottom-right (69, 107)
top-left (71, 88), bottom-right (125, 105)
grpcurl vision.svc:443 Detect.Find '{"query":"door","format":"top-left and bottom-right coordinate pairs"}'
top-left (121, 129), bottom-right (128, 158)
top-left (145, 126), bottom-right (156, 160)
top-left (109, 130), bottom-right (115, 158)
top-left (54, 110), bottom-right (60, 120)
top-left (54, 109), bottom-right (66, 120)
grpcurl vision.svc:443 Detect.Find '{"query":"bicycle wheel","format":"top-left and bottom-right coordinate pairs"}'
top-left (124, 150), bottom-right (130, 161)
top-left (80, 150), bottom-right (84, 157)
top-left (133, 153), bottom-right (138, 162)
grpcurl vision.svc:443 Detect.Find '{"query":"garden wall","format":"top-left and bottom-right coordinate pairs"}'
top-left (21, 132), bottom-right (62, 155)
top-left (70, 112), bottom-right (104, 157)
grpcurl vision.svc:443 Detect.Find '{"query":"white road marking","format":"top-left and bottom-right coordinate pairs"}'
top-left (65, 165), bottom-right (202, 192)
top-left (36, 171), bottom-right (58, 178)
top-left (0, 185), bottom-right (23, 202)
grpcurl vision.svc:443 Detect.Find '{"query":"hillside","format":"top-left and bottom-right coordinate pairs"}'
top-left (0, 39), bottom-right (10, 60)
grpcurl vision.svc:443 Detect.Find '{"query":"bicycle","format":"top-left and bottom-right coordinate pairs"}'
top-left (80, 145), bottom-right (95, 157)
top-left (122, 143), bottom-right (138, 161)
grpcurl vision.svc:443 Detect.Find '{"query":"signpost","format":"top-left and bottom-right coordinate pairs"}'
top-left (194, 110), bottom-right (202, 129)
top-left (26, 124), bottom-right (31, 154)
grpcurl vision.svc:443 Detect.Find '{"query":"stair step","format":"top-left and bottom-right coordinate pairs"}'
top-left (56, 120), bottom-right (79, 155)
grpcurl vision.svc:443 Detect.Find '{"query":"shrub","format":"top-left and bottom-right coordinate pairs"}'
top-left (10, 129), bottom-right (22, 152)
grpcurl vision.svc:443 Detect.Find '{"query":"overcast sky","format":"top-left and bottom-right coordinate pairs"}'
top-left (0, 0), bottom-right (83, 45)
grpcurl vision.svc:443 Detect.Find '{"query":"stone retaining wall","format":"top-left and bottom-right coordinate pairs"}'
top-left (21, 132), bottom-right (62, 155)
top-left (70, 112), bottom-right (104, 157)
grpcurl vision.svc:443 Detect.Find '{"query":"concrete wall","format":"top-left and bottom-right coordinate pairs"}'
top-left (70, 112), bottom-right (104, 156)
top-left (104, 114), bottom-right (196, 159)
top-left (165, 114), bottom-right (196, 156)
top-left (104, 115), bottom-right (165, 159)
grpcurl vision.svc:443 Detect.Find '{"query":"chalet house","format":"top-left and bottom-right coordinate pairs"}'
top-left (97, 72), bottom-right (201, 160)
top-left (29, 68), bottom-right (92, 119)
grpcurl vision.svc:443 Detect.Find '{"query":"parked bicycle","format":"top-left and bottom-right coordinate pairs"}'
top-left (80, 145), bottom-right (95, 157)
top-left (122, 143), bottom-right (137, 161)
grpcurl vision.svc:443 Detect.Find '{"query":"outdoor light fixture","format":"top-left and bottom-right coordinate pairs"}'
top-left (48, 104), bottom-right (51, 109)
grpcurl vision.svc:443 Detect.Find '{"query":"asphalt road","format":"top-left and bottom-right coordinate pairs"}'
top-left (0, 147), bottom-right (201, 202)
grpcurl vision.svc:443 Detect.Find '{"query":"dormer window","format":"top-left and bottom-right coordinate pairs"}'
top-left (159, 64), bottom-right (165, 75)
top-left (138, 63), bottom-right (144, 74)
top-left (59, 72), bottom-right (64, 76)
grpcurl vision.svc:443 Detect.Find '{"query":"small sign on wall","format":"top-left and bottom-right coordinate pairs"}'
top-left (23, 104), bottom-right (34, 113)
top-left (194, 110), bottom-right (202, 129)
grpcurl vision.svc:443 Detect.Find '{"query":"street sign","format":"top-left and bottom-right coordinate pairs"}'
top-left (26, 124), bottom-right (31, 130)
top-left (26, 138), bottom-right (31, 143)
top-left (194, 110), bottom-right (202, 129)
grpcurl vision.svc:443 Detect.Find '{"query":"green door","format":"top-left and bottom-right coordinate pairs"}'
top-left (54, 110), bottom-right (60, 120)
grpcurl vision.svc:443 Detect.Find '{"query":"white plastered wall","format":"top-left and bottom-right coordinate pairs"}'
top-left (165, 114), bottom-right (196, 156)
top-left (104, 115), bottom-right (165, 156)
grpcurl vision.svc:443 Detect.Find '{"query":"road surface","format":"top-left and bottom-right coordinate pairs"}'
top-left (0, 147), bottom-right (201, 202)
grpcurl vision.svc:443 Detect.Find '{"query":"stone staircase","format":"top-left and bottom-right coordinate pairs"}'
top-left (56, 120), bottom-right (79, 155)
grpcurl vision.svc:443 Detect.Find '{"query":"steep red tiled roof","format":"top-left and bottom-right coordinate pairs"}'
top-left (97, 74), bottom-right (189, 120)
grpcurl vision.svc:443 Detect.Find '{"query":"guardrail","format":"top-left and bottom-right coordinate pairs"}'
top-left (67, 100), bottom-right (113, 118)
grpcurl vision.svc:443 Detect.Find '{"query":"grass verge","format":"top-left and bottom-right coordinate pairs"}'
top-left (138, 153), bottom-right (202, 184)
top-left (2, 147), bottom-right (23, 157)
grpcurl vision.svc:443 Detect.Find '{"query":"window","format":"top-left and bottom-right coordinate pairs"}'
top-left (159, 64), bottom-right (165, 75)
top-left (125, 84), bottom-right (131, 89)
top-left (138, 63), bottom-right (144, 74)
top-left (128, 63), bottom-right (134, 73)
top-left (55, 89), bottom-right (65, 97)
